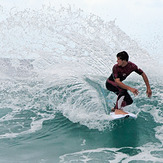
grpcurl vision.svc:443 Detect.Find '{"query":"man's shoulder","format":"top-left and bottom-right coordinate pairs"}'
top-left (127, 61), bottom-right (137, 68)
top-left (128, 61), bottom-right (133, 64)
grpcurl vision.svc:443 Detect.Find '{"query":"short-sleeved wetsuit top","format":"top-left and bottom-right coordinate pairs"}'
top-left (108, 61), bottom-right (143, 82)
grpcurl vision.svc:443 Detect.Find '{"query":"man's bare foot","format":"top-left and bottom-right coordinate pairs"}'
top-left (115, 109), bottom-right (128, 115)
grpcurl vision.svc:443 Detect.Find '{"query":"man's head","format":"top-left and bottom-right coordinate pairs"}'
top-left (117, 51), bottom-right (129, 61)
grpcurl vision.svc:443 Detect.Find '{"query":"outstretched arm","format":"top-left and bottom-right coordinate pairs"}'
top-left (141, 72), bottom-right (152, 97)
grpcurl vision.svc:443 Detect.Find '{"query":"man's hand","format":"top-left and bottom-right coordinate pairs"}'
top-left (129, 88), bottom-right (139, 96)
top-left (146, 88), bottom-right (152, 98)
top-left (141, 72), bottom-right (152, 98)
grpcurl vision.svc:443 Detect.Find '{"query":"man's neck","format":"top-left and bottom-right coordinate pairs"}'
top-left (122, 61), bottom-right (128, 67)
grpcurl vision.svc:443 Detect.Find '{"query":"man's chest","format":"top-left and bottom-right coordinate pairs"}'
top-left (117, 68), bottom-right (133, 78)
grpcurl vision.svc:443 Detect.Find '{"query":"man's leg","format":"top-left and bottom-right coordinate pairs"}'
top-left (106, 80), bottom-right (133, 114)
top-left (106, 80), bottom-right (120, 112)
top-left (115, 90), bottom-right (133, 109)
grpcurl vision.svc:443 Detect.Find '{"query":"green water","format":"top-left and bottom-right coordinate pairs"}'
top-left (0, 78), bottom-right (162, 162)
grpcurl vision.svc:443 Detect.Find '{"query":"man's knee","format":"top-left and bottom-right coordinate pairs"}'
top-left (127, 98), bottom-right (133, 105)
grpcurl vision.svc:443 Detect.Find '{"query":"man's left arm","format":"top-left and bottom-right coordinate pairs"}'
top-left (141, 72), bottom-right (152, 97)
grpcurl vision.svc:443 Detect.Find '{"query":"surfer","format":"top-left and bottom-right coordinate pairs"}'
top-left (106, 51), bottom-right (152, 114)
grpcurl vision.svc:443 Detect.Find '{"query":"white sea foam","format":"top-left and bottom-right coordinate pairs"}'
top-left (60, 144), bottom-right (163, 163)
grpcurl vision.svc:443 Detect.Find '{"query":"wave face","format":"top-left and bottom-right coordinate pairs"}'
top-left (0, 6), bottom-right (163, 163)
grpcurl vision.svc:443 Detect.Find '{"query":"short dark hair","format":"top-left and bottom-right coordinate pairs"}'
top-left (117, 51), bottom-right (129, 61)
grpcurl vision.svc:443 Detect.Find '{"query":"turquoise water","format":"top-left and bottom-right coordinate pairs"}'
top-left (0, 6), bottom-right (163, 163)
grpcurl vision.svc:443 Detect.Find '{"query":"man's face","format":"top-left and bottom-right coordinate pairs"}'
top-left (117, 57), bottom-right (123, 66)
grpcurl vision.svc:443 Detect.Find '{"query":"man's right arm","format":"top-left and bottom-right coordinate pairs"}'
top-left (115, 78), bottom-right (139, 96)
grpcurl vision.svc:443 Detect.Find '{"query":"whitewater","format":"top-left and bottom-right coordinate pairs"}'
top-left (0, 5), bottom-right (163, 163)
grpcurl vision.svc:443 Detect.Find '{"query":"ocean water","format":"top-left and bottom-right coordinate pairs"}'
top-left (0, 6), bottom-right (163, 163)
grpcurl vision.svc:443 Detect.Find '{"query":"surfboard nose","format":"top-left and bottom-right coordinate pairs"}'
top-left (125, 115), bottom-right (130, 119)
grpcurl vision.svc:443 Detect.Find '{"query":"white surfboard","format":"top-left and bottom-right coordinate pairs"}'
top-left (110, 111), bottom-right (137, 120)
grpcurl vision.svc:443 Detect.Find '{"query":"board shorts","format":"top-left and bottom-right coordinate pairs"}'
top-left (106, 79), bottom-right (133, 109)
